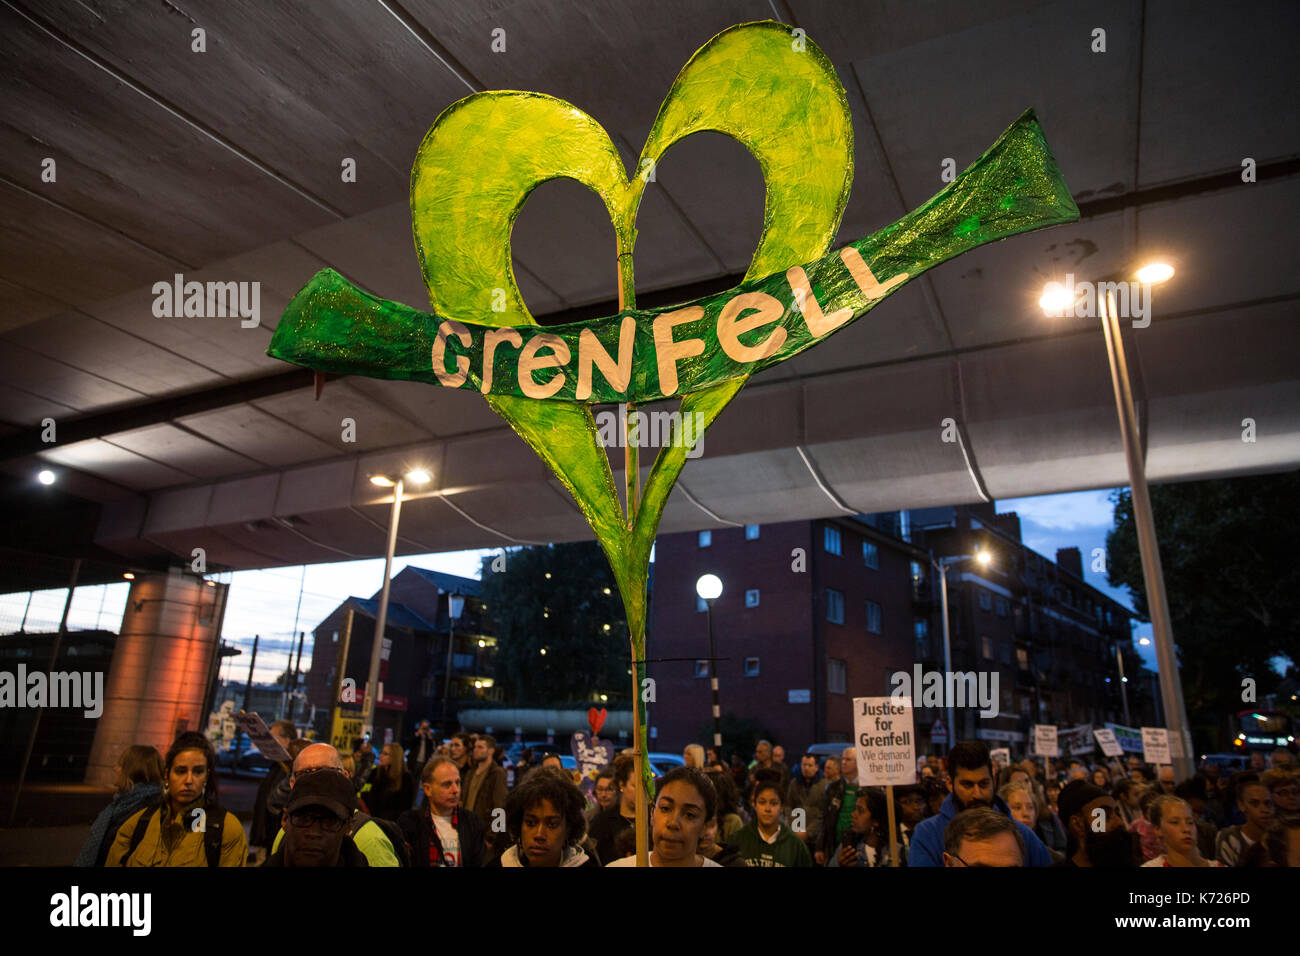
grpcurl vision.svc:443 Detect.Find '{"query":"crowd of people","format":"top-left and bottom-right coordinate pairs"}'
top-left (74, 721), bottom-right (1300, 868)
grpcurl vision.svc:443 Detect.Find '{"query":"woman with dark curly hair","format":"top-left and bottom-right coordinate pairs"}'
top-left (491, 767), bottom-right (598, 867)
top-left (107, 731), bottom-right (246, 867)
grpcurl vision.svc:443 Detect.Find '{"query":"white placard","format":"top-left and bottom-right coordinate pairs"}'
top-left (1033, 724), bottom-right (1059, 757)
top-left (854, 696), bottom-right (916, 787)
top-left (989, 747), bottom-right (1011, 768)
top-left (1141, 727), bottom-right (1171, 766)
top-left (1093, 727), bottom-right (1124, 757)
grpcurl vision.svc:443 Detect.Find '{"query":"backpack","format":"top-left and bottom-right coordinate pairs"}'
top-left (350, 811), bottom-right (410, 867)
top-left (121, 801), bottom-right (226, 868)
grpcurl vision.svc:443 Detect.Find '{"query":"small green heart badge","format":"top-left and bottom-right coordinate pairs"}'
top-left (269, 20), bottom-right (1078, 798)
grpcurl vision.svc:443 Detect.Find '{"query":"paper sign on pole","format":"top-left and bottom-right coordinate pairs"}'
top-left (989, 747), bottom-right (1011, 768)
top-left (853, 696), bottom-right (916, 786)
top-left (1032, 724), bottom-right (1059, 758)
top-left (233, 711), bottom-right (290, 761)
top-left (1141, 727), bottom-right (1171, 766)
top-left (1093, 727), bottom-right (1124, 757)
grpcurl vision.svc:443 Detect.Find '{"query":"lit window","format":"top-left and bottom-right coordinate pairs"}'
top-left (694, 660), bottom-right (709, 678)
top-left (698, 530), bottom-right (711, 548)
top-left (744, 658), bottom-right (760, 677)
top-left (978, 590), bottom-right (993, 611)
top-left (914, 619), bottom-right (929, 657)
top-left (745, 589), bottom-right (760, 608)
top-left (862, 541), bottom-right (879, 569)
top-left (828, 658), bottom-right (847, 694)
top-left (826, 588), bottom-right (844, 624)
top-left (824, 525), bottom-right (841, 555)
top-left (981, 636), bottom-right (994, 660)
top-left (865, 600), bottom-right (882, 634)
top-left (745, 524), bottom-right (760, 540)
top-left (1017, 647), bottom-right (1029, 670)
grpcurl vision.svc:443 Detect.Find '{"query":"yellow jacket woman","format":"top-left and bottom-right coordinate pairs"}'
top-left (107, 731), bottom-right (246, 867)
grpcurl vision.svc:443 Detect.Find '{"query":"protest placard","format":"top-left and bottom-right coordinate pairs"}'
top-left (1093, 727), bottom-right (1124, 757)
top-left (1141, 727), bottom-right (1171, 766)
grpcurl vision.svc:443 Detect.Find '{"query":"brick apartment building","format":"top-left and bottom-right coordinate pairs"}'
top-left (648, 505), bottom-right (1146, 758)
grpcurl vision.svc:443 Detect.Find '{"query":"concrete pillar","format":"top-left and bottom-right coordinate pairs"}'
top-left (84, 569), bottom-right (228, 787)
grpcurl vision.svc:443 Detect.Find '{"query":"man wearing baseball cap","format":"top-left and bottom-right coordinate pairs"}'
top-left (266, 769), bottom-right (369, 867)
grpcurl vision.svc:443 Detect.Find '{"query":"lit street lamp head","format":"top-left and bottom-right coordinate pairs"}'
top-left (696, 573), bottom-right (723, 601)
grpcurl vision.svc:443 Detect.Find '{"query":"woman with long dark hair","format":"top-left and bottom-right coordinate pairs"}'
top-left (363, 742), bottom-right (415, 821)
top-left (76, 744), bottom-right (164, 867)
top-left (107, 731), bottom-right (246, 867)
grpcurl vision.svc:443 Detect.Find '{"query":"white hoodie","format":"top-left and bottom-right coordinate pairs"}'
top-left (499, 844), bottom-right (592, 867)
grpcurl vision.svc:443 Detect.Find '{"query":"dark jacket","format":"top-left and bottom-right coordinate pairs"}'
top-left (908, 793), bottom-right (1053, 867)
top-left (363, 769), bottom-right (415, 822)
top-left (462, 761), bottom-right (508, 827)
top-left (398, 805), bottom-right (487, 868)
top-left (703, 841), bottom-right (746, 868)
top-left (75, 783), bottom-right (162, 867)
top-left (817, 778), bottom-right (858, 859)
top-left (251, 763), bottom-right (289, 851)
top-left (264, 834), bottom-right (369, 867)
top-left (588, 805), bottom-right (637, 866)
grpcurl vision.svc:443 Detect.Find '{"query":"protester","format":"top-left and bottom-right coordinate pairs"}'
top-left (1216, 774), bottom-right (1279, 866)
top-left (492, 767), bottom-right (598, 867)
top-left (829, 788), bottom-right (902, 867)
top-left (1129, 787), bottom-right (1167, 862)
top-left (909, 741), bottom-right (1052, 867)
top-left (362, 742), bottom-right (414, 821)
top-left (588, 767), bottom-right (617, 824)
top-left (999, 781), bottom-right (1063, 864)
top-left (405, 719), bottom-right (437, 788)
top-left (706, 768), bottom-right (745, 841)
top-left (606, 767), bottom-right (722, 867)
top-left (747, 739), bottom-right (789, 794)
top-left (589, 753), bottom-right (642, 865)
top-left (816, 747), bottom-right (860, 865)
top-left (1155, 765), bottom-right (1176, 795)
top-left (76, 744), bottom-right (163, 867)
top-left (1261, 768), bottom-right (1300, 827)
top-left (1142, 795), bottom-right (1223, 868)
top-left (1091, 765), bottom-right (1112, 789)
top-left (683, 744), bottom-right (705, 769)
top-left (1114, 777), bottom-right (1145, 828)
top-left (735, 772), bottom-right (812, 867)
top-left (1173, 778), bottom-right (1219, 859)
top-left (892, 783), bottom-right (927, 852)
top-left (787, 753), bottom-right (825, 847)
top-left (942, 807), bottom-right (1026, 867)
top-left (108, 732), bottom-right (246, 867)
top-left (1056, 779), bottom-right (1136, 868)
top-left (922, 774), bottom-right (947, 819)
top-left (250, 720), bottom-right (297, 856)
top-left (449, 732), bottom-right (473, 787)
top-left (265, 770), bottom-right (368, 867)
top-left (704, 746), bottom-right (725, 773)
top-left (699, 812), bottom-right (744, 867)
top-left (462, 734), bottom-right (508, 829)
top-left (397, 756), bottom-right (485, 867)
top-left (352, 735), bottom-right (377, 779)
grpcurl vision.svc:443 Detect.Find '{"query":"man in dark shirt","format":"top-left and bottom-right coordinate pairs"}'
top-left (588, 753), bottom-right (643, 864)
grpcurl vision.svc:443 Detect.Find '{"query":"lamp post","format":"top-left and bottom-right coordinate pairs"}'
top-left (1114, 643), bottom-right (1132, 726)
top-left (442, 591), bottom-right (466, 734)
top-left (1041, 263), bottom-right (1193, 779)
top-left (696, 573), bottom-right (723, 752)
top-left (931, 549), bottom-right (992, 750)
top-left (363, 468), bottom-right (430, 737)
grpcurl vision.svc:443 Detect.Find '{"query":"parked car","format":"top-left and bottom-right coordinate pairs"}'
top-left (806, 742), bottom-right (853, 761)
top-left (1199, 753), bottom-right (1249, 772)
top-left (647, 752), bottom-right (685, 770)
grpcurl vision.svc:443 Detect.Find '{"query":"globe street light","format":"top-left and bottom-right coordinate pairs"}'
top-left (695, 573), bottom-right (724, 751)
top-left (362, 467), bottom-right (431, 737)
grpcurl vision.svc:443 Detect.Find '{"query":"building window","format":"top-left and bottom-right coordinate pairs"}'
top-left (910, 561), bottom-right (925, 599)
top-left (824, 525), bottom-right (841, 555)
top-left (978, 590), bottom-right (993, 612)
top-left (865, 600), bottom-right (882, 634)
top-left (331, 631), bottom-right (339, 644)
top-left (828, 658), bottom-right (847, 694)
top-left (914, 619), bottom-right (929, 657)
top-left (745, 589), bottom-right (760, 608)
top-left (1017, 647), bottom-right (1029, 670)
top-left (995, 596), bottom-right (1008, 617)
top-left (862, 541), bottom-right (879, 569)
top-left (981, 636), bottom-right (994, 660)
top-left (745, 524), bottom-right (760, 540)
top-left (698, 530), bottom-right (711, 547)
top-left (744, 657), bottom-right (760, 677)
top-left (696, 595), bottom-right (707, 613)
top-left (999, 641), bottom-right (1011, 665)
top-left (826, 588), bottom-right (844, 624)
top-left (694, 660), bottom-right (709, 678)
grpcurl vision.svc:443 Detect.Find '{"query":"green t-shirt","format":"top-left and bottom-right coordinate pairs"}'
top-left (835, 784), bottom-right (859, 845)
top-left (734, 822), bottom-right (813, 867)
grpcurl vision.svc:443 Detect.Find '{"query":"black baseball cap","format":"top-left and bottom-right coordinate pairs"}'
top-left (287, 768), bottom-right (355, 821)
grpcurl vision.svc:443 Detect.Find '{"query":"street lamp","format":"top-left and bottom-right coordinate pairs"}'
top-left (696, 573), bottom-right (723, 751)
top-left (931, 548), bottom-right (993, 749)
top-left (441, 590), bottom-right (466, 734)
top-left (1040, 261), bottom-right (1193, 779)
top-left (362, 467), bottom-right (431, 737)
top-left (1114, 643), bottom-right (1132, 726)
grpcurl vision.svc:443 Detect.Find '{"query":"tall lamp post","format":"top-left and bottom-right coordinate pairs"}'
top-left (696, 573), bottom-right (724, 753)
top-left (1041, 262), bottom-right (1193, 780)
top-left (1113, 643), bottom-right (1132, 727)
top-left (931, 548), bottom-right (992, 750)
top-left (442, 591), bottom-right (466, 735)
top-left (363, 468), bottom-right (430, 738)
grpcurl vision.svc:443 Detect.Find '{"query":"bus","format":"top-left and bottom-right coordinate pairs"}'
top-left (1233, 709), bottom-right (1296, 753)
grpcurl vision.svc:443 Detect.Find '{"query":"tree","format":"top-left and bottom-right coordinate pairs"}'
top-left (1105, 471), bottom-right (1300, 749)
top-left (480, 542), bottom-right (631, 706)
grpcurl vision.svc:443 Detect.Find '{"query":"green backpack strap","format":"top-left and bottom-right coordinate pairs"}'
top-left (120, 803), bottom-right (159, 866)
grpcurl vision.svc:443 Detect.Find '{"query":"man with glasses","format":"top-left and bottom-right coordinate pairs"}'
top-left (942, 807), bottom-right (1025, 867)
top-left (269, 743), bottom-right (404, 866)
top-left (265, 770), bottom-right (368, 867)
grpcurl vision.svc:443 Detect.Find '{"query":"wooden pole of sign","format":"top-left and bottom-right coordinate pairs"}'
top-left (886, 785), bottom-right (899, 868)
